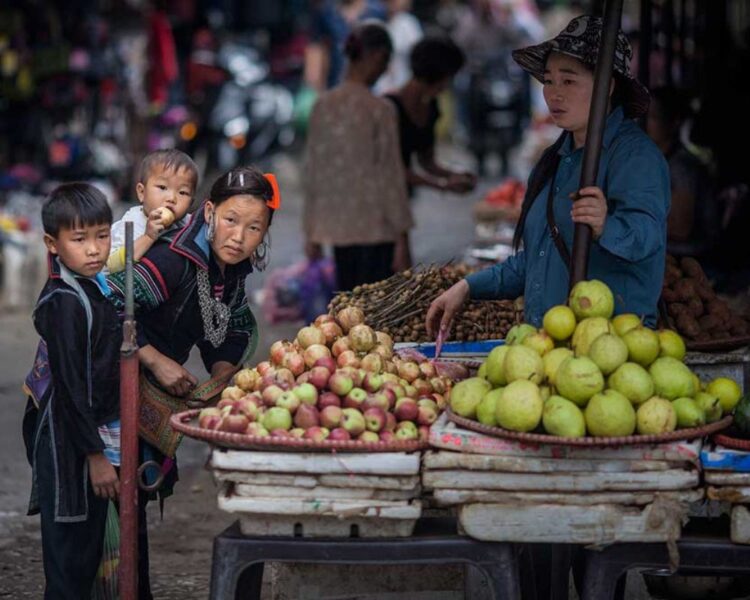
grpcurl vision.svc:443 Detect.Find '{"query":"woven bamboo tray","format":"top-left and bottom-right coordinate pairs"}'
top-left (686, 335), bottom-right (750, 352)
top-left (713, 430), bottom-right (750, 451)
top-left (170, 410), bottom-right (428, 453)
top-left (446, 408), bottom-right (732, 447)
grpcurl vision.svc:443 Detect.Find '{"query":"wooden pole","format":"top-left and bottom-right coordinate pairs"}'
top-left (119, 222), bottom-right (139, 599)
top-left (568, 0), bottom-right (625, 289)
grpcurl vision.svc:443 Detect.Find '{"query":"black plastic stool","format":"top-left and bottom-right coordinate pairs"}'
top-left (209, 518), bottom-right (521, 599)
top-left (581, 535), bottom-right (750, 599)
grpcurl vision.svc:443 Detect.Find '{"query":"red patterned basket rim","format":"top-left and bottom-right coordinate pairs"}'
top-left (712, 431), bottom-right (750, 451)
top-left (446, 408), bottom-right (733, 447)
top-left (170, 410), bottom-right (428, 453)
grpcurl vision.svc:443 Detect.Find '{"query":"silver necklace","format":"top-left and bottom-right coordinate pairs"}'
top-left (196, 268), bottom-right (231, 348)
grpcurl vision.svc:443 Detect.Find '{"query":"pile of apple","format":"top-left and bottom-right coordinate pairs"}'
top-left (198, 307), bottom-right (454, 443)
top-left (450, 280), bottom-right (742, 438)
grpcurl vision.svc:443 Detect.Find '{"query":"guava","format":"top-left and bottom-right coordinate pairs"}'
top-left (706, 377), bottom-right (742, 414)
top-left (555, 356), bottom-right (605, 407)
top-left (607, 362), bottom-right (654, 405)
top-left (568, 279), bottom-right (615, 320)
top-left (636, 396), bottom-right (677, 435)
top-left (495, 380), bottom-right (543, 432)
top-left (503, 345), bottom-right (544, 384)
top-left (584, 389), bottom-right (636, 437)
top-left (649, 357), bottom-right (696, 400)
top-left (543, 347), bottom-right (574, 387)
top-left (588, 333), bottom-right (629, 375)
top-left (484, 345), bottom-right (509, 387)
top-left (522, 330), bottom-right (555, 356)
top-left (622, 326), bottom-right (660, 367)
top-left (672, 397), bottom-right (706, 429)
top-left (476, 389), bottom-right (502, 427)
top-left (543, 305), bottom-right (577, 341)
top-left (543, 396), bottom-right (586, 438)
top-left (477, 362), bottom-right (488, 380)
top-left (612, 313), bottom-right (642, 337)
top-left (695, 391), bottom-right (722, 423)
top-left (658, 329), bottom-right (687, 361)
top-left (505, 323), bottom-right (537, 346)
top-left (449, 377), bottom-right (492, 419)
top-left (572, 317), bottom-right (614, 357)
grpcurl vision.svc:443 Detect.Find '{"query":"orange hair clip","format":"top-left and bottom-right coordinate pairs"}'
top-left (264, 173), bottom-right (281, 210)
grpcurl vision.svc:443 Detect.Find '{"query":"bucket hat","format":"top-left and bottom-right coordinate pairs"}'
top-left (512, 15), bottom-right (650, 117)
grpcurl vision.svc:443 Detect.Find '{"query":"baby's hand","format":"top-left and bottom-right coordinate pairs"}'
top-left (145, 207), bottom-right (175, 240)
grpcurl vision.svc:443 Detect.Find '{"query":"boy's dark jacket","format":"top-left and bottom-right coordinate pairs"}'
top-left (24, 256), bottom-right (120, 522)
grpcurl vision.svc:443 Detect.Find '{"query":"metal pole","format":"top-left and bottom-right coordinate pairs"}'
top-left (119, 222), bottom-right (139, 599)
top-left (639, 0), bottom-right (652, 88)
top-left (569, 0), bottom-right (625, 288)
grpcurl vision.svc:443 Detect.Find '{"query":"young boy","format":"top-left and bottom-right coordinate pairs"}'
top-left (26, 183), bottom-right (121, 598)
top-left (107, 148), bottom-right (199, 272)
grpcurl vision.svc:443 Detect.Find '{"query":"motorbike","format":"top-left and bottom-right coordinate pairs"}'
top-left (185, 34), bottom-right (295, 172)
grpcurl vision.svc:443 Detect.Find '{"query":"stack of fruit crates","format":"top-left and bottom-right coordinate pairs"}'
top-left (423, 414), bottom-right (703, 544)
top-left (211, 449), bottom-right (422, 537)
top-left (702, 444), bottom-right (750, 544)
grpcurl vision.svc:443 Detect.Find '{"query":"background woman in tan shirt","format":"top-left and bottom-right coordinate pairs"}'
top-left (304, 21), bottom-right (414, 292)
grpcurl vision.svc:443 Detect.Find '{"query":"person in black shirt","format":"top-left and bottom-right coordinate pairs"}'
top-left (25, 183), bottom-right (120, 599)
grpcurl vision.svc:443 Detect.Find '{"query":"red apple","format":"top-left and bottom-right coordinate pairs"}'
top-left (416, 400), bottom-right (438, 426)
top-left (198, 407), bottom-right (222, 430)
top-left (419, 362), bottom-right (437, 379)
top-left (373, 344), bottom-right (394, 360)
top-left (364, 407), bottom-right (386, 432)
top-left (375, 331), bottom-right (393, 349)
top-left (364, 392), bottom-right (389, 412)
top-left (313, 356), bottom-right (337, 374)
top-left (384, 360), bottom-right (398, 375)
top-left (290, 427), bottom-right (306, 439)
top-left (398, 361), bottom-right (420, 383)
top-left (303, 344), bottom-right (331, 369)
top-left (296, 371), bottom-right (311, 385)
top-left (235, 397), bottom-right (261, 421)
top-left (294, 404), bottom-right (320, 429)
top-left (344, 387), bottom-right (368, 409)
top-left (320, 405), bottom-right (343, 429)
top-left (395, 420), bottom-right (418, 440)
top-left (293, 382), bottom-right (319, 406)
top-left (348, 324), bottom-right (377, 352)
top-left (429, 377), bottom-right (446, 394)
top-left (282, 351), bottom-right (306, 376)
top-left (296, 325), bottom-right (326, 349)
top-left (331, 336), bottom-right (352, 358)
top-left (235, 368), bottom-right (260, 392)
top-left (276, 391), bottom-right (301, 413)
top-left (262, 384), bottom-right (285, 406)
top-left (314, 314), bottom-right (336, 327)
top-left (413, 378), bottom-right (433, 398)
top-left (431, 393), bottom-right (447, 410)
top-left (318, 392), bottom-right (342, 409)
top-left (360, 353), bottom-right (384, 374)
top-left (379, 430), bottom-right (395, 443)
top-left (220, 413), bottom-right (249, 433)
top-left (383, 382), bottom-right (405, 400)
top-left (418, 425), bottom-right (430, 442)
top-left (405, 385), bottom-right (418, 399)
top-left (318, 321), bottom-right (343, 345)
top-left (308, 366), bottom-right (331, 390)
top-left (358, 431), bottom-right (380, 443)
top-left (328, 371), bottom-right (354, 397)
top-left (394, 397), bottom-right (418, 422)
top-left (256, 360), bottom-right (273, 376)
top-left (270, 340), bottom-right (291, 365)
top-left (328, 427), bottom-right (351, 441)
top-left (341, 408), bottom-right (366, 436)
top-left (336, 306), bottom-right (365, 333)
top-left (246, 422), bottom-right (270, 437)
top-left (337, 350), bottom-right (360, 369)
top-left (221, 385), bottom-right (245, 401)
top-left (304, 426), bottom-right (330, 441)
top-left (385, 412), bottom-right (397, 432)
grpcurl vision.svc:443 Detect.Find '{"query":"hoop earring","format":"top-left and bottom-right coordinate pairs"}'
top-left (206, 212), bottom-right (216, 243)
top-left (252, 233), bottom-right (270, 270)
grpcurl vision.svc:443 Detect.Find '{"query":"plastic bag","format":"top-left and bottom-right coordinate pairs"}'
top-left (261, 258), bottom-right (336, 324)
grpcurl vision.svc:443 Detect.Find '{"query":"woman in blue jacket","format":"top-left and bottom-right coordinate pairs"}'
top-left (427, 15), bottom-right (670, 336)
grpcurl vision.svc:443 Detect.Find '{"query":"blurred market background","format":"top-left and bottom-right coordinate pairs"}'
top-left (2, 0), bottom-right (750, 598)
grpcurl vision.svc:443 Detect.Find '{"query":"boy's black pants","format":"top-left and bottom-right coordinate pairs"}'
top-left (37, 433), bottom-right (154, 600)
top-left (37, 432), bottom-right (108, 600)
